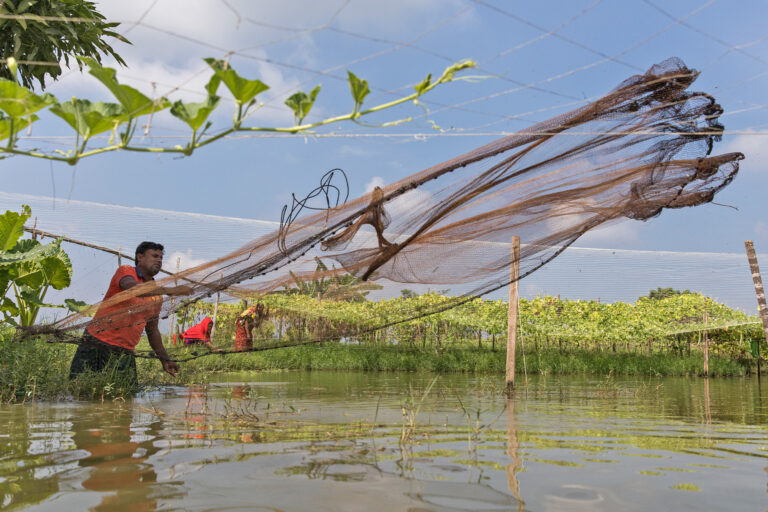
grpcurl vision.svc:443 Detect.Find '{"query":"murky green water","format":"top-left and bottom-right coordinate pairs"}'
top-left (1, 373), bottom-right (766, 511)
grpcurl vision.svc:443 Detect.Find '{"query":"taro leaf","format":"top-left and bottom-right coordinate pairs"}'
top-left (0, 205), bottom-right (30, 251)
top-left (0, 79), bottom-right (56, 118)
top-left (1, 297), bottom-right (19, 317)
top-left (64, 298), bottom-right (90, 313)
top-left (284, 85), bottom-right (321, 125)
top-left (347, 71), bottom-right (370, 113)
top-left (170, 95), bottom-right (221, 132)
top-left (39, 251), bottom-right (72, 290)
top-left (18, 287), bottom-right (61, 308)
top-left (0, 114), bottom-right (37, 141)
top-left (204, 58), bottom-right (269, 105)
top-left (49, 99), bottom-right (124, 139)
top-left (414, 74), bottom-right (432, 96)
top-left (79, 57), bottom-right (170, 119)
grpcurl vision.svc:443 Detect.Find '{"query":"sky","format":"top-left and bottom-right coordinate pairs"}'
top-left (2, 0), bottom-right (767, 310)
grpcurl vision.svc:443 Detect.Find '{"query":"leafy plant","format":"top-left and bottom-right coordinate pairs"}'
top-left (0, 205), bottom-right (77, 327)
top-left (0, 56), bottom-right (476, 164)
top-left (0, 0), bottom-right (129, 89)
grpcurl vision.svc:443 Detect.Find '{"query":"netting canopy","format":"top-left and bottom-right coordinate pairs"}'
top-left (48, 58), bottom-right (743, 341)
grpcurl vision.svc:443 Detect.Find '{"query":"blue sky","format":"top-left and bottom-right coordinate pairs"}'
top-left (2, 0), bottom-right (767, 308)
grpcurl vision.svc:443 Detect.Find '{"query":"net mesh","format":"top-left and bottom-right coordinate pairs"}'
top-left (39, 58), bottom-right (743, 346)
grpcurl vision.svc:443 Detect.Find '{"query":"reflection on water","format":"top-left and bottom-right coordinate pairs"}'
top-left (1, 373), bottom-right (766, 511)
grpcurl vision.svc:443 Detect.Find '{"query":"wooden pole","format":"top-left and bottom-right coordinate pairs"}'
top-left (506, 236), bottom-right (520, 393)
top-left (745, 240), bottom-right (768, 376)
top-left (703, 310), bottom-right (709, 377)
top-left (167, 256), bottom-right (180, 346)
top-left (505, 398), bottom-right (525, 511)
top-left (117, 246), bottom-right (122, 267)
top-left (210, 272), bottom-right (222, 343)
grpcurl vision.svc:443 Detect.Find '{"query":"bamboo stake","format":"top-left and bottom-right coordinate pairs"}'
top-left (506, 236), bottom-right (520, 393)
top-left (745, 240), bottom-right (768, 377)
top-left (167, 256), bottom-right (180, 346)
top-left (703, 310), bottom-right (709, 377)
top-left (117, 246), bottom-right (122, 267)
top-left (210, 272), bottom-right (222, 343)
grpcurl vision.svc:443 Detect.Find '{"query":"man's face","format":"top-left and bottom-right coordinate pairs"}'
top-left (137, 249), bottom-right (164, 277)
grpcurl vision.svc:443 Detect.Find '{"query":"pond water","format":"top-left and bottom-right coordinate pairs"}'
top-left (1, 372), bottom-right (766, 511)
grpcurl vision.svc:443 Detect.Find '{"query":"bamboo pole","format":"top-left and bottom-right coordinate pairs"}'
top-left (506, 236), bottom-right (520, 393)
top-left (167, 256), bottom-right (180, 346)
top-left (210, 272), bottom-right (222, 343)
top-left (703, 310), bottom-right (709, 377)
top-left (745, 240), bottom-right (768, 376)
top-left (117, 246), bottom-right (122, 267)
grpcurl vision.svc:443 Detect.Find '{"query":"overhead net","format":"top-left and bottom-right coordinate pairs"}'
top-left (42, 58), bottom-right (743, 348)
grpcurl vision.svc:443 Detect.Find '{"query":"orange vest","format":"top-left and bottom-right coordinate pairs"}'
top-left (86, 266), bottom-right (162, 351)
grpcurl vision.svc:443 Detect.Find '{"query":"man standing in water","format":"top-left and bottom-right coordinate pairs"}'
top-left (69, 241), bottom-right (192, 383)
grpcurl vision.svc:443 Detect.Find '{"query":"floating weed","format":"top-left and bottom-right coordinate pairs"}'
top-left (452, 459), bottom-right (505, 470)
top-left (621, 452), bottom-right (667, 458)
top-left (671, 483), bottom-right (702, 492)
top-left (582, 458), bottom-right (620, 463)
top-left (657, 467), bottom-right (699, 473)
top-left (688, 463), bottom-right (729, 468)
top-left (639, 470), bottom-right (663, 476)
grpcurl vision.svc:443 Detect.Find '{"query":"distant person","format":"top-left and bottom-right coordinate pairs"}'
top-left (69, 241), bottom-right (192, 384)
top-left (180, 316), bottom-right (215, 347)
top-left (234, 303), bottom-right (269, 351)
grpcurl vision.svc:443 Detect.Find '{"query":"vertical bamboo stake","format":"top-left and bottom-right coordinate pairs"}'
top-left (31, 217), bottom-right (37, 240)
top-left (703, 310), bottom-right (709, 377)
top-left (745, 240), bottom-right (768, 377)
top-left (167, 256), bottom-right (180, 346)
top-left (507, 236), bottom-right (520, 393)
top-left (117, 246), bottom-right (122, 267)
top-left (210, 272), bottom-right (222, 343)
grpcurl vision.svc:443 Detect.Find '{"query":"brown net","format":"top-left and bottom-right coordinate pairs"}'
top-left (43, 58), bottom-right (743, 353)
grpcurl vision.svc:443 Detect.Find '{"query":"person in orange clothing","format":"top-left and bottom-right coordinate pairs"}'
top-left (180, 316), bottom-right (215, 346)
top-left (234, 302), bottom-right (269, 351)
top-left (69, 241), bottom-right (192, 383)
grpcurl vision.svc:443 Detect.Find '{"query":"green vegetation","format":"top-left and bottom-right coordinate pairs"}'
top-left (0, 205), bottom-right (79, 326)
top-left (0, 54), bottom-right (475, 164)
top-left (0, 0), bottom-right (128, 89)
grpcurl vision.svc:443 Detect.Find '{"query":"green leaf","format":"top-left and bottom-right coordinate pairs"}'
top-left (0, 205), bottom-right (30, 251)
top-left (204, 58), bottom-right (269, 105)
top-left (64, 298), bottom-right (90, 313)
top-left (414, 74), bottom-right (432, 96)
top-left (0, 114), bottom-right (36, 141)
top-left (284, 85), bottom-right (321, 125)
top-left (347, 71), bottom-right (370, 113)
top-left (205, 73), bottom-right (221, 97)
top-left (39, 251), bottom-right (71, 290)
top-left (79, 57), bottom-right (170, 119)
top-left (1, 297), bottom-right (19, 317)
top-left (49, 98), bottom-right (124, 139)
top-left (0, 79), bottom-right (56, 118)
top-left (170, 95), bottom-right (221, 132)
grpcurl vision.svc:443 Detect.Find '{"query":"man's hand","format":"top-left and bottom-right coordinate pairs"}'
top-left (166, 285), bottom-right (194, 296)
top-left (161, 358), bottom-right (179, 376)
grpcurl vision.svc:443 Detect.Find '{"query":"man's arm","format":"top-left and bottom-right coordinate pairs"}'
top-left (119, 276), bottom-right (192, 297)
top-left (146, 317), bottom-right (179, 376)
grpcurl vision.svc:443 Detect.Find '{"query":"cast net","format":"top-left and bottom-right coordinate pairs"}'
top-left (38, 58), bottom-right (744, 353)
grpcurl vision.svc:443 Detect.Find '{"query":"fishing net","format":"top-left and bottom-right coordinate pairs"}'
top-left (38, 58), bottom-right (743, 354)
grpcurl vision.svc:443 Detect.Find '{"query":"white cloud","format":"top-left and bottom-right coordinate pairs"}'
top-left (364, 176), bottom-right (385, 193)
top-left (720, 132), bottom-right (768, 173)
top-left (167, 249), bottom-right (209, 271)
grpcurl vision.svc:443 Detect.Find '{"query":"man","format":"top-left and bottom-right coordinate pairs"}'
top-left (69, 241), bottom-right (192, 382)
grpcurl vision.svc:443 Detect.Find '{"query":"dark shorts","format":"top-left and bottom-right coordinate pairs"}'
top-left (69, 332), bottom-right (137, 384)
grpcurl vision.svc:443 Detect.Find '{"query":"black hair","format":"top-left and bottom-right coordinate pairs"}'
top-left (135, 241), bottom-right (164, 259)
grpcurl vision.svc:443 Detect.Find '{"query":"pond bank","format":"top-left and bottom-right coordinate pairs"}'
top-left (1, 339), bottom-right (754, 403)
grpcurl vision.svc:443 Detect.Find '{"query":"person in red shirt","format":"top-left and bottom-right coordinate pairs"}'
top-left (69, 241), bottom-right (192, 383)
top-left (181, 316), bottom-right (213, 346)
